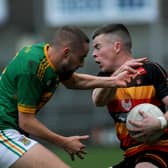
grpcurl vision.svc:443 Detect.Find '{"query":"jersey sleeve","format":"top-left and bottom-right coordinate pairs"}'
top-left (150, 63), bottom-right (168, 100)
top-left (17, 74), bottom-right (42, 114)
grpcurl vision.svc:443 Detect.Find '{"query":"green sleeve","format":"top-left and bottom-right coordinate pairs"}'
top-left (17, 74), bottom-right (42, 113)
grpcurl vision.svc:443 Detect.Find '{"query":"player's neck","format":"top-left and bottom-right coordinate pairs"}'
top-left (47, 46), bottom-right (60, 71)
top-left (113, 52), bottom-right (133, 70)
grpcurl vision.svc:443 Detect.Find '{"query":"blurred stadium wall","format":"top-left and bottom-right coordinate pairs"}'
top-left (0, 0), bottom-right (167, 145)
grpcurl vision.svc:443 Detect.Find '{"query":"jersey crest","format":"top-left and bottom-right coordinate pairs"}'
top-left (121, 99), bottom-right (132, 111)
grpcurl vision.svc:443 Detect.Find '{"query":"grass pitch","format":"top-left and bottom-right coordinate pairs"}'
top-left (53, 145), bottom-right (123, 168)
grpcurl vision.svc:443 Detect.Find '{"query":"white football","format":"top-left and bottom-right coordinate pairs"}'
top-left (126, 103), bottom-right (164, 143)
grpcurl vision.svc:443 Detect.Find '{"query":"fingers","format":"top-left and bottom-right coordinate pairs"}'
top-left (128, 57), bottom-right (148, 65)
top-left (66, 135), bottom-right (89, 161)
top-left (79, 150), bottom-right (88, 155)
top-left (128, 120), bottom-right (142, 129)
top-left (124, 57), bottom-right (148, 69)
top-left (114, 71), bottom-right (132, 87)
top-left (135, 57), bottom-right (148, 63)
top-left (125, 66), bottom-right (137, 73)
top-left (78, 135), bottom-right (89, 140)
top-left (131, 131), bottom-right (148, 143)
top-left (69, 150), bottom-right (88, 161)
top-left (113, 57), bottom-right (148, 77)
top-left (70, 153), bottom-right (75, 161)
top-left (113, 66), bottom-right (136, 76)
top-left (139, 110), bottom-right (148, 118)
top-left (76, 150), bottom-right (87, 159)
top-left (130, 131), bottom-right (144, 139)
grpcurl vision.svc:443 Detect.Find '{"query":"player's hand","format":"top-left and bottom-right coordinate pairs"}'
top-left (127, 110), bottom-right (161, 140)
top-left (69, 149), bottom-right (88, 161)
top-left (111, 57), bottom-right (148, 87)
top-left (111, 71), bottom-right (131, 87)
top-left (111, 70), bottom-right (141, 87)
top-left (112, 57), bottom-right (148, 76)
top-left (61, 135), bottom-right (89, 161)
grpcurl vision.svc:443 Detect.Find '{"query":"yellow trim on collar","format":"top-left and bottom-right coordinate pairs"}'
top-left (44, 44), bottom-right (57, 71)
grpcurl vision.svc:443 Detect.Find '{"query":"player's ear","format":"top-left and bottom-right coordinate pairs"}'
top-left (113, 41), bottom-right (121, 54)
top-left (63, 47), bottom-right (70, 57)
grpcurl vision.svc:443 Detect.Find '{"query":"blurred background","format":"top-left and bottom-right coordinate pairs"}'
top-left (0, 0), bottom-right (167, 167)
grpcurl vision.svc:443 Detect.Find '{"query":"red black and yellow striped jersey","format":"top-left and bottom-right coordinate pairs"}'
top-left (98, 62), bottom-right (168, 157)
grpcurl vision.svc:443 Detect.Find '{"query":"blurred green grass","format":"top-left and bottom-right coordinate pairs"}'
top-left (52, 145), bottom-right (123, 168)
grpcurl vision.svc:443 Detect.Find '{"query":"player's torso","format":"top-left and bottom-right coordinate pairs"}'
top-left (0, 43), bottom-right (60, 130)
top-left (107, 62), bottom-right (168, 155)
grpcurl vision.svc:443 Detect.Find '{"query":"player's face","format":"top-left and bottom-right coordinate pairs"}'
top-left (92, 34), bottom-right (118, 72)
top-left (61, 42), bottom-right (89, 72)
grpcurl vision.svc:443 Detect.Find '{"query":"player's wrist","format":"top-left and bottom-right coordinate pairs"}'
top-left (157, 116), bottom-right (168, 129)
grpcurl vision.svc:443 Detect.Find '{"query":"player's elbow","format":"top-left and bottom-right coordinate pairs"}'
top-left (92, 95), bottom-right (106, 107)
top-left (92, 90), bottom-right (107, 106)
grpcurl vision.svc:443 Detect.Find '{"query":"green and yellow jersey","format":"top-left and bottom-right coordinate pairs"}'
top-left (0, 43), bottom-right (60, 130)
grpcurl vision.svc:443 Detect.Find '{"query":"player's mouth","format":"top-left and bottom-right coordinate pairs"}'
top-left (95, 60), bottom-right (100, 64)
top-left (96, 62), bottom-right (103, 69)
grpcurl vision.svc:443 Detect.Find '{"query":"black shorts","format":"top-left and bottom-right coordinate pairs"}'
top-left (112, 150), bottom-right (168, 168)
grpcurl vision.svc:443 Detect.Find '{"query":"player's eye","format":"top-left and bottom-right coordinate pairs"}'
top-left (94, 44), bottom-right (101, 50)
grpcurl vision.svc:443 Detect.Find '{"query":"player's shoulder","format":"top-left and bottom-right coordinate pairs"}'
top-left (20, 42), bottom-right (46, 54)
top-left (13, 43), bottom-right (47, 73)
top-left (15, 42), bottom-right (47, 65)
top-left (143, 61), bottom-right (167, 77)
top-left (144, 61), bottom-right (162, 68)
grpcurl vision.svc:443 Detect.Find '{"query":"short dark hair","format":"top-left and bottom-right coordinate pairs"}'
top-left (92, 24), bottom-right (132, 51)
top-left (51, 26), bottom-right (89, 51)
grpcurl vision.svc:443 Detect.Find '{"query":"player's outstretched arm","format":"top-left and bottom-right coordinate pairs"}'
top-left (18, 112), bottom-right (89, 160)
top-left (62, 70), bottom-right (131, 90)
top-left (62, 58), bottom-right (147, 90)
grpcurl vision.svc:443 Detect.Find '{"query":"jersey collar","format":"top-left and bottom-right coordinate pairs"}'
top-left (44, 44), bottom-right (57, 71)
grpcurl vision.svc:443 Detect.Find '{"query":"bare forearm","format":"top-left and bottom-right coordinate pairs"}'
top-left (75, 74), bottom-right (114, 89)
top-left (63, 73), bottom-right (118, 89)
top-left (19, 113), bottom-right (65, 147)
top-left (92, 87), bottom-right (117, 106)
